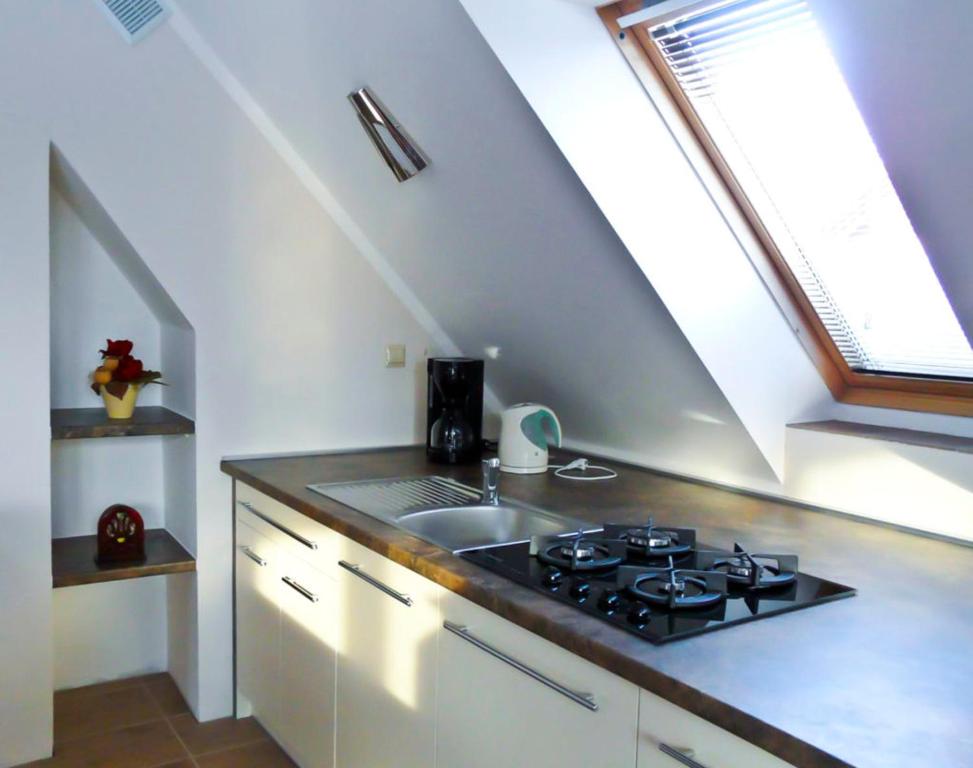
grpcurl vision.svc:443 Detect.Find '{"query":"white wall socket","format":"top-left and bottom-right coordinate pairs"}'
top-left (385, 344), bottom-right (406, 368)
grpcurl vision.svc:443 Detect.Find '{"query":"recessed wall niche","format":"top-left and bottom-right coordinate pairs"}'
top-left (49, 148), bottom-right (196, 690)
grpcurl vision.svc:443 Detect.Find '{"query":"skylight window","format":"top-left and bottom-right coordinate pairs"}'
top-left (621, 0), bottom-right (973, 381)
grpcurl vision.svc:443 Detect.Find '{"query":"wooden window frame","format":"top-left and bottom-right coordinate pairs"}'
top-left (600, 1), bottom-right (973, 417)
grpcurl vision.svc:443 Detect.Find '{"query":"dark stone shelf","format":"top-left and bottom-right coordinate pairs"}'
top-left (51, 407), bottom-right (194, 440)
top-left (52, 529), bottom-right (195, 588)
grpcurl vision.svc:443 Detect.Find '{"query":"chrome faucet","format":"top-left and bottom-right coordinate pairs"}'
top-left (481, 458), bottom-right (501, 505)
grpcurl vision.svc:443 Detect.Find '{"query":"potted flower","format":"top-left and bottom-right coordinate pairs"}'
top-left (90, 339), bottom-right (165, 419)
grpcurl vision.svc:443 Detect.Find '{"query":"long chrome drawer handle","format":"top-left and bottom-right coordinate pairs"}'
top-left (237, 500), bottom-right (318, 550)
top-left (281, 576), bottom-right (319, 603)
top-left (338, 561), bottom-right (413, 606)
top-left (659, 743), bottom-right (704, 768)
top-left (241, 546), bottom-right (267, 567)
top-left (442, 621), bottom-right (598, 712)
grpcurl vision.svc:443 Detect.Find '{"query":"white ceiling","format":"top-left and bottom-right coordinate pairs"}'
top-left (810, 0), bottom-right (973, 343)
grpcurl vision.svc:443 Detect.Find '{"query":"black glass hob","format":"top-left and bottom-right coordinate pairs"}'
top-left (459, 520), bottom-right (856, 644)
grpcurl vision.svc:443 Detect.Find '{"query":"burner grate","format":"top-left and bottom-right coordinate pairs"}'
top-left (619, 557), bottom-right (727, 610)
top-left (604, 518), bottom-right (695, 559)
top-left (534, 530), bottom-right (624, 571)
top-left (698, 543), bottom-right (797, 590)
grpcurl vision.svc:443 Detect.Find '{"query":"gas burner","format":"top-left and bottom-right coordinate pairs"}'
top-left (698, 544), bottom-right (798, 590)
top-left (558, 541), bottom-right (597, 561)
top-left (463, 523), bottom-right (856, 644)
top-left (533, 531), bottom-right (624, 572)
top-left (603, 519), bottom-right (695, 559)
top-left (618, 558), bottom-right (727, 610)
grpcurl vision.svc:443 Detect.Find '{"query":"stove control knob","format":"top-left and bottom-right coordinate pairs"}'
top-left (628, 602), bottom-right (651, 625)
top-left (570, 580), bottom-right (591, 601)
top-left (542, 566), bottom-right (563, 588)
top-left (598, 589), bottom-right (621, 613)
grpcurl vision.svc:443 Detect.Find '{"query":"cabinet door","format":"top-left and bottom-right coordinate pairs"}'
top-left (638, 689), bottom-right (795, 768)
top-left (235, 520), bottom-right (281, 737)
top-left (277, 555), bottom-right (337, 768)
top-left (437, 590), bottom-right (639, 768)
top-left (335, 539), bottom-right (441, 768)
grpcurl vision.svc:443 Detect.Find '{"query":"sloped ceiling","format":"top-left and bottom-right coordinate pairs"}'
top-left (809, 0), bottom-right (973, 342)
top-left (173, 0), bottom-right (782, 489)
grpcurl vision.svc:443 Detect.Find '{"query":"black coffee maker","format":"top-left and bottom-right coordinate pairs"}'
top-left (426, 358), bottom-right (484, 464)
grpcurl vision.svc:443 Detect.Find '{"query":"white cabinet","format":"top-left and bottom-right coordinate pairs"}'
top-left (236, 483), bottom-right (339, 579)
top-left (637, 688), bottom-right (795, 768)
top-left (334, 537), bottom-right (441, 768)
top-left (277, 552), bottom-right (337, 768)
top-left (437, 590), bottom-right (639, 768)
top-left (235, 481), bottom-right (795, 768)
top-left (236, 505), bottom-right (337, 768)
top-left (235, 519), bottom-right (282, 736)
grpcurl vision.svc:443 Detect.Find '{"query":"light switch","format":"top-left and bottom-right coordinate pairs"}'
top-left (385, 344), bottom-right (406, 368)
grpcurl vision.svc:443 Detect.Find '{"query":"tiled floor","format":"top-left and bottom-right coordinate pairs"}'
top-left (19, 673), bottom-right (296, 768)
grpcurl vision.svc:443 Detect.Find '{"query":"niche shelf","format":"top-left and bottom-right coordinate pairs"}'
top-left (51, 406), bottom-right (195, 440)
top-left (52, 529), bottom-right (195, 588)
top-left (48, 149), bottom-right (198, 691)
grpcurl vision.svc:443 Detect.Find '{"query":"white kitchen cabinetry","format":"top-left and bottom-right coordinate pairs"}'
top-left (334, 537), bottom-right (442, 768)
top-left (276, 550), bottom-right (337, 768)
top-left (638, 688), bottom-right (795, 768)
top-left (437, 590), bottom-right (639, 768)
top-left (235, 503), bottom-right (337, 768)
top-left (236, 483), bottom-right (339, 579)
top-left (235, 519), bottom-right (282, 735)
top-left (234, 481), bottom-right (797, 768)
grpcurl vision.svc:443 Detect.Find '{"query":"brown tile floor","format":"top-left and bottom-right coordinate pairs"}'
top-left (19, 673), bottom-right (296, 768)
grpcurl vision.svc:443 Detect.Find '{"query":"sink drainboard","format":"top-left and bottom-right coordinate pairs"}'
top-left (307, 476), bottom-right (481, 519)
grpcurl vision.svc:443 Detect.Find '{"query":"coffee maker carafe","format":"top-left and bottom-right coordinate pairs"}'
top-left (426, 358), bottom-right (484, 464)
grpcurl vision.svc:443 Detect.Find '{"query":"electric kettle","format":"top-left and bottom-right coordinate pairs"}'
top-left (498, 403), bottom-right (561, 474)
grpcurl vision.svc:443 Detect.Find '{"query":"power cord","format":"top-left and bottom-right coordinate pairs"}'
top-left (548, 457), bottom-right (618, 481)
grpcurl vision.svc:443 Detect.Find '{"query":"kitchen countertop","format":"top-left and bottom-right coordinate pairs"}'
top-left (221, 447), bottom-right (973, 768)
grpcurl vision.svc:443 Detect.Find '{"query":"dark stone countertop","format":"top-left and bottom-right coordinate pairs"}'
top-left (221, 446), bottom-right (973, 768)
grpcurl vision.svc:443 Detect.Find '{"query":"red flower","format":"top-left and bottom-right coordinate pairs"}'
top-left (114, 356), bottom-right (144, 382)
top-left (100, 339), bottom-right (134, 358)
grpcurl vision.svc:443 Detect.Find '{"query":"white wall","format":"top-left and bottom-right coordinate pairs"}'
top-left (49, 190), bottom-right (163, 409)
top-left (1, 1), bottom-right (971, 762)
top-left (49, 190), bottom-right (166, 537)
top-left (173, 0), bottom-right (785, 491)
top-left (458, 0), bottom-right (840, 479)
top-left (0, 3), bottom-right (439, 760)
top-left (53, 578), bottom-right (168, 690)
top-left (785, 426), bottom-right (973, 542)
top-left (0, 118), bottom-right (54, 765)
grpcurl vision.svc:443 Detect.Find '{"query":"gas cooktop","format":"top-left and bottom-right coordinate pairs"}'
top-left (460, 519), bottom-right (856, 644)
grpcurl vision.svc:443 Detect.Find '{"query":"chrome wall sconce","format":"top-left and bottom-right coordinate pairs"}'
top-left (348, 87), bottom-right (428, 182)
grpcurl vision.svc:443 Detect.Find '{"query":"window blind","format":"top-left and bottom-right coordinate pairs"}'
top-left (641, 0), bottom-right (973, 380)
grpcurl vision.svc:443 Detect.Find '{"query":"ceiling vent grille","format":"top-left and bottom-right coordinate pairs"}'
top-left (96, 0), bottom-right (171, 44)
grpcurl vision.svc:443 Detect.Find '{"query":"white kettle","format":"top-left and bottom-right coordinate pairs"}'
top-left (498, 403), bottom-right (561, 474)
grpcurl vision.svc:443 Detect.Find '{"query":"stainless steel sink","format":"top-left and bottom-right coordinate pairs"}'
top-left (307, 474), bottom-right (594, 553)
top-left (396, 503), bottom-right (587, 553)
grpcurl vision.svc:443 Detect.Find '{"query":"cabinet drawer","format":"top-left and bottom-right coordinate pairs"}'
top-left (336, 536), bottom-right (439, 614)
top-left (234, 520), bottom-right (282, 738)
top-left (236, 518), bottom-right (279, 571)
top-left (438, 589), bottom-right (638, 768)
top-left (638, 688), bottom-right (794, 768)
top-left (236, 482), bottom-right (338, 578)
top-left (276, 554), bottom-right (337, 768)
top-left (334, 536), bottom-right (441, 768)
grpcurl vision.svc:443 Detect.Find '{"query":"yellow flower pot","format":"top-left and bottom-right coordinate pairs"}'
top-left (101, 384), bottom-right (141, 419)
